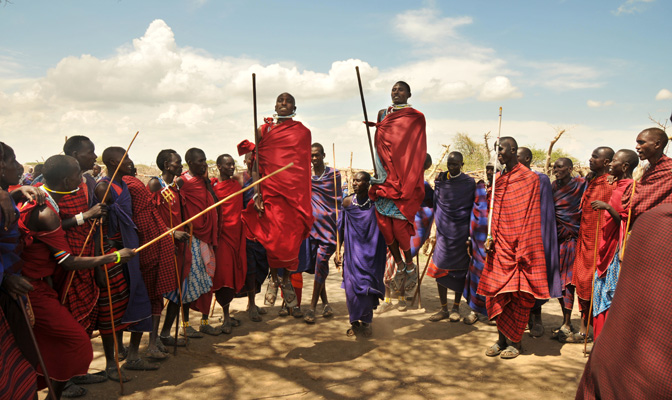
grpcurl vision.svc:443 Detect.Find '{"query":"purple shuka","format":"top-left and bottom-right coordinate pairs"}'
top-left (463, 180), bottom-right (488, 316)
top-left (310, 167), bottom-right (342, 244)
top-left (536, 172), bottom-right (562, 299)
top-left (429, 172), bottom-right (475, 292)
top-left (338, 195), bottom-right (386, 324)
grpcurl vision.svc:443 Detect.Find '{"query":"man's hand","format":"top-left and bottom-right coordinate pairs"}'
top-left (591, 200), bottom-right (609, 211)
top-left (12, 186), bottom-right (45, 205)
top-left (173, 231), bottom-right (190, 242)
top-left (84, 204), bottom-right (108, 220)
top-left (362, 121), bottom-right (377, 128)
top-left (485, 237), bottom-right (494, 254)
top-left (1, 275), bottom-right (34, 299)
top-left (0, 190), bottom-right (17, 230)
top-left (254, 194), bottom-right (265, 216)
top-left (466, 239), bottom-right (473, 258)
top-left (117, 248), bottom-right (136, 264)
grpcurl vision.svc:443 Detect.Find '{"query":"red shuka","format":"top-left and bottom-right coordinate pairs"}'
top-left (180, 171), bottom-right (218, 246)
top-left (211, 178), bottom-right (247, 292)
top-left (150, 179), bottom-right (191, 279)
top-left (369, 108), bottom-right (427, 224)
top-left (622, 154), bottom-right (672, 222)
top-left (242, 120), bottom-right (313, 270)
top-left (572, 175), bottom-right (614, 301)
top-left (596, 179), bottom-right (631, 276)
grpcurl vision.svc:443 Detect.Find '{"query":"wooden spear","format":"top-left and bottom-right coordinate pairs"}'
top-left (486, 108), bottom-right (502, 251)
top-left (355, 66), bottom-right (377, 176)
top-left (333, 144), bottom-right (341, 264)
top-left (135, 163), bottom-right (294, 253)
top-left (18, 296), bottom-right (57, 400)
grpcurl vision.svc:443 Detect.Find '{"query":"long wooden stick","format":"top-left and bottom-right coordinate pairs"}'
top-left (355, 66), bottom-right (377, 175)
top-left (61, 131), bottom-right (139, 304)
top-left (252, 74), bottom-right (260, 197)
top-left (348, 152), bottom-right (353, 194)
top-left (100, 234), bottom-right (124, 393)
top-left (333, 144), bottom-right (341, 263)
top-left (411, 237), bottom-right (436, 307)
top-left (584, 216), bottom-right (602, 356)
top-left (486, 108), bottom-right (502, 246)
top-left (168, 206), bottom-right (185, 354)
top-left (136, 163), bottom-right (294, 253)
top-left (619, 180), bottom-right (637, 262)
top-left (18, 296), bottom-right (57, 400)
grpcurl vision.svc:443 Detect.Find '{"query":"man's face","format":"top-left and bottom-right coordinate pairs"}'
top-left (553, 160), bottom-right (572, 181)
top-left (1, 152), bottom-right (21, 186)
top-left (391, 83), bottom-right (410, 104)
top-left (609, 152), bottom-right (626, 178)
top-left (497, 141), bottom-right (515, 165)
top-left (446, 157), bottom-right (462, 176)
top-left (75, 140), bottom-right (97, 171)
top-left (275, 93), bottom-right (296, 117)
top-left (188, 152), bottom-right (208, 176)
top-left (118, 156), bottom-right (134, 176)
top-left (311, 147), bottom-right (325, 170)
top-left (218, 156), bottom-right (236, 178)
top-left (65, 166), bottom-right (83, 192)
top-left (166, 153), bottom-right (183, 176)
top-left (244, 153), bottom-right (254, 171)
top-left (352, 173), bottom-right (370, 195)
top-left (589, 149), bottom-right (610, 172)
top-left (516, 149), bottom-right (531, 168)
top-left (486, 166), bottom-right (494, 184)
top-left (635, 131), bottom-right (660, 161)
top-left (92, 165), bottom-right (101, 176)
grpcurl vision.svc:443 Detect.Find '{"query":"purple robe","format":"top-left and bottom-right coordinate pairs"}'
top-left (97, 178), bottom-right (152, 331)
top-left (429, 172), bottom-right (475, 291)
top-left (463, 180), bottom-right (488, 316)
top-left (536, 172), bottom-right (562, 299)
top-left (338, 195), bottom-right (386, 324)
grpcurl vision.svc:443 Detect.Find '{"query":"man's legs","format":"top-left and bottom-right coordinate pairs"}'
top-left (214, 287), bottom-right (236, 334)
top-left (429, 283), bottom-right (462, 322)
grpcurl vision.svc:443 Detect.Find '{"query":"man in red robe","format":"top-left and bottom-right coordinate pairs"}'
top-left (195, 154), bottom-right (247, 334)
top-left (242, 92), bottom-right (313, 310)
top-left (368, 81), bottom-right (427, 295)
top-left (565, 147), bottom-right (614, 344)
top-left (180, 148), bottom-right (219, 336)
top-left (478, 137), bottom-right (549, 359)
top-left (17, 155), bottom-right (135, 396)
top-left (622, 127), bottom-right (672, 223)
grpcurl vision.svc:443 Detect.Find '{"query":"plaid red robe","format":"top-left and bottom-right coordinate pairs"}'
top-left (577, 204), bottom-right (672, 400)
top-left (123, 176), bottom-right (176, 315)
top-left (53, 178), bottom-right (100, 334)
top-left (572, 174), bottom-right (614, 302)
top-left (477, 163), bottom-right (549, 342)
top-left (622, 154), bottom-right (672, 223)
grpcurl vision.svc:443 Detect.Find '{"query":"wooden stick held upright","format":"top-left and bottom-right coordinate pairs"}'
top-left (252, 73), bottom-right (260, 196)
top-left (619, 180), bottom-right (637, 262)
top-left (333, 143), bottom-right (341, 263)
top-left (355, 66), bottom-right (377, 175)
top-left (61, 131), bottom-right (139, 304)
top-left (135, 163), bottom-right (294, 253)
top-left (100, 233), bottom-right (124, 393)
top-left (486, 108), bottom-right (502, 249)
top-left (411, 237), bottom-right (436, 307)
top-left (18, 296), bottom-right (57, 400)
top-left (168, 207), bottom-right (185, 354)
top-left (584, 216), bottom-right (602, 356)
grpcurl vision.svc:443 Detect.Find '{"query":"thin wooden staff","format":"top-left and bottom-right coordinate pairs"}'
top-left (167, 198), bottom-right (185, 354)
top-left (348, 151), bottom-right (353, 194)
top-left (355, 66), bottom-right (377, 175)
top-left (252, 73), bottom-right (260, 197)
top-left (619, 180), bottom-right (637, 262)
top-left (584, 215), bottom-right (602, 356)
top-left (411, 236), bottom-right (436, 307)
top-left (100, 233), bottom-right (124, 394)
top-left (135, 163), bottom-right (294, 253)
top-left (61, 131), bottom-right (139, 304)
top-left (17, 296), bottom-right (57, 400)
top-left (333, 143), bottom-right (341, 263)
top-left (485, 108), bottom-right (502, 257)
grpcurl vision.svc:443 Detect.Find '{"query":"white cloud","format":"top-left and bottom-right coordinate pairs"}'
top-left (526, 62), bottom-right (604, 90)
top-left (395, 8), bottom-right (473, 45)
top-left (655, 89), bottom-right (672, 100)
top-left (613, 0), bottom-right (655, 15)
top-left (587, 100), bottom-right (615, 108)
top-left (479, 76), bottom-right (523, 101)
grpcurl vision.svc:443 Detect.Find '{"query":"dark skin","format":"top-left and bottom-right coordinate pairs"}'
top-left (0, 148), bottom-right (45, 229)
top-left (62, 140), bottom-right (107, 230)
top-left (552, 158), bottom-right (575, 329)
top-left (486, 165), bottom-right (494, 186)
top-left (636, 130), bottom-right (667, 164)
top-left (336, 172), bottom-right (371, 272)
top-left (590, 151), bottom-right (632, 221)
top-left (307, 146), bottom-right (331, 313)
top-left (92, 164), bottom-right (102, 178)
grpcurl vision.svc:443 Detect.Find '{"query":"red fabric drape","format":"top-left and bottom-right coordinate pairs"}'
top-left (180, 171), bottom-right (218, 246)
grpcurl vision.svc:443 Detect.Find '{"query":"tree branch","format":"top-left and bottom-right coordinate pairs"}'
top-left (545, 129), bottom-right (566, 175)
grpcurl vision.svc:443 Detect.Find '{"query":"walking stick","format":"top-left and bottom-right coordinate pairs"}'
top-left (411, 236), bottom-right (436, 307)
top-left (584, 216), bottom-right (602, 356)
top-left (485, 108), bottom-right (502, 261)
top-left (163, 193), bottom-right (186, 354)
top-left (355, 66), bottom-right (377, 175)
top-left (348, 151), bottom-right (353, 194)
top-left (333, 143), bottom-right (341, 264)
top-left (61, 131), bottom-right (139, 304)
top-left (252, 74), bottom-right (260, 198)
top-left (17, 296), bottom-right (57, 400)
top-left (100, 233), bottom-right (124, 394)
top-left (135, 163), bottom-right (293, 253)
top-left (619, 180), bottom-right (637, 262)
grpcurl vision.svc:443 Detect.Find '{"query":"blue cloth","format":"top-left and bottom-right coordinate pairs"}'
top-left (0, 196), bottom-right (21, 286)
top-left (593, 249), bottom-right (620, 316)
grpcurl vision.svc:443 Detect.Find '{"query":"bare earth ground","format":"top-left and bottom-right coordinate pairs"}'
top-left (40, 255), bottom-right (588, 400)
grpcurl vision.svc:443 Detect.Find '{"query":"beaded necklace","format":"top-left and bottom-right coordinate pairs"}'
top-left (352, 194), bottom-right (371, 208)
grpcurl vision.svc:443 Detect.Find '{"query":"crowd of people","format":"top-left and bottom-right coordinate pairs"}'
top-left (0, 81), bottom-right (670, 399)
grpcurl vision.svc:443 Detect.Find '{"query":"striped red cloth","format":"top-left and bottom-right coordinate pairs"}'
top-left (622, 154), bottom-right (672, 223)
top-left (96, 260), bottom-right (132, 335)
top-left (0, 300), bottom-right (36, 400)
top-left (572, 174), bottom-right (614, 302)
top-left (477, 163), bottom-right (549, 342)
top-left (576, 204), bottom-right (672, 400)
top-left (123, 176), bottom-right (176, 314)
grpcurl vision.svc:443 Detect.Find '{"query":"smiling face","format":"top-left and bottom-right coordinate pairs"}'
top-left (217, 156), bottom-right (236, 179)
top-left (352, 172), bottom-right (370, 196)
top-left (390, 82), bottom-right (411, 105)
top-left (311, 146), bottom-right (325, 170)
top-left (275, 93), bottom-right (296, 117)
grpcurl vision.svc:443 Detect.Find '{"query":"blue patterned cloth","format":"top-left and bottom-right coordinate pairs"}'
top-left (374, 197), bottom-right (406, 220)
top-left (593, 248), bottom-right (621, 316)
top-left (164, 237), bottom-right (213, 304)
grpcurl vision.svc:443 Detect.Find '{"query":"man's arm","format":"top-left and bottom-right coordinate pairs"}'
top-left (147, 177), bottom-right (161, 193)
top-left (61, 203), bottom-right (107, 229)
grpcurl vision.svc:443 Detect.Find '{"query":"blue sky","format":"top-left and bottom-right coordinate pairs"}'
top-left (1, 0), bottom-right (670, 168)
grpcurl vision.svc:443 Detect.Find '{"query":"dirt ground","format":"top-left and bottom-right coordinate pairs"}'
top-left (40, 255), bottom-right (589, 400)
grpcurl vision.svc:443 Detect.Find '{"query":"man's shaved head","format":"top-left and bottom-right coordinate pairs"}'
top-left (556, 157), bottom-right (573, 169)
top-left (63, 135), bottom-right (92, 156)
top-left (447, 151), bottom-right (463, 163)
top-left (311, 143), bottom-right (325, 155)
top-left (617, 149), bottom-right (639, 173)
top-left (499, 136), bottom-right (518, 152)
top-left (185, 148), bottom-right (206, 163)
top-left (43, 155), bottom-right (80, 186)
top-left (102, 147), bottom-right (125, 167)
top-left (423, 153), bottom-right (433, 170)
top-left (596, 146), bottom-right (615, 161)
top-left (641, 127), bottom-right (668, 145)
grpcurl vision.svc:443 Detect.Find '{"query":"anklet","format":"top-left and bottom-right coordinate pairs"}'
top-left (384, 298), bottom-right (392, 303)
top-left (182, 321), bottom-right (189, 328)
top-left (200, 319), bottom-right (209, 326)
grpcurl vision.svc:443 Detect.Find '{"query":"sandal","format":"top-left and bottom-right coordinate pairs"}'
top-left (278, 303), bottom-right (290, 317)
top-left (361, 322), bottom-right (372, 337)
top-left (281, 281), bottom-right (298, 308)
top-left (106, 366), bottom-right (132, 383)
top-left (117, 346), bottom-right (128, 361)
top-left (257, 306), bottom-right (268, 315)
top-left (160, 335), bottom-right (186, 347)
top-left (61, 381), bottom-right (87, 398)
top-left (500, 345), bottom-right (522, 359)
top-left (559, 331), bottom-right (592, 344)
top-left (551, 325), bottom-right (573, 340)
top-left (220, 321), bottom-right (233, 334)
top-left (123, 358), bottom-right (160, 371)
top-left (70, 371), bottom-right (107, 385)
top-left (346, 322), bottom-right (361, 337)
top-left (181, 325), bottom-right (204, 338)
top-left (449, 308), bottom-right (461, 322)
top-left (230, 317), bottom-right (241, 327)
top-left (389, 265), bottom-right (406, 293)
top-left (322, 304), bottom-right (334, 318)
top-left (144, 348), bottom-right (168, 360)
top-left (155, 339), bottom-right (169, 354)
top-left (403, 264), bottom-right (418, 292)
top-left (529, 322), bottom-right (545, 338)
top-left (429, 309), bottom-right (450, 322)
top-left (292, 306), bottom-right (304, 318)
top-left (248, 306), bottom-right (262, 322)
top-left (376, 301), bottom-right (394, 314)
top-left (485, 342), bottom-right (504, 357)
top-left (199, 321), bottom-right (221, 336)
top-left (264, 279), bottom-right (279, 306)
top-left (304, 309), bottom-right (316, 324)
top-left (397, 299), bottom-right (407, 312)
top-left (463, 311), bottom-right (479, 325)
